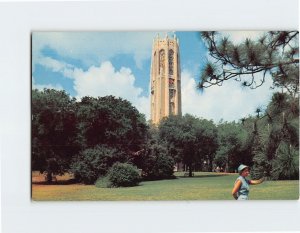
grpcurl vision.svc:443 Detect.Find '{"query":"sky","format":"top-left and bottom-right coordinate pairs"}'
top-left (32, 31), bottom-right (276, 123)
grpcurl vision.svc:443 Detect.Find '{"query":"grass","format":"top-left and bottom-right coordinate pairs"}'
top-left (31, 171), bottom-right (299, 201)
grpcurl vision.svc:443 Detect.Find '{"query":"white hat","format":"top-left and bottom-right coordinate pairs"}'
top-left (237, 164), bottom-right (249, 174)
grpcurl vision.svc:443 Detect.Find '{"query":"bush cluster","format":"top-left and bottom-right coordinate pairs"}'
top-left (106, 162), bottom-right (141, 187)
top-left (70, 145), bottom-right (127, 184)
top-left (138, 143), bottom-right (175, 180)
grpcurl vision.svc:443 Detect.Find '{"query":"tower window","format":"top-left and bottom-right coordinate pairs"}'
top-left (169, 49), bottom-right (174, 75)
top-left (159, 49), bottom-right (165, 75)
top-left (169, 78), bottom-right (175, 89)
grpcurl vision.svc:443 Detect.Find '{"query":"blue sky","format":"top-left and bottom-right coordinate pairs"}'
top-left (32, 31), bottom-right (275, 123)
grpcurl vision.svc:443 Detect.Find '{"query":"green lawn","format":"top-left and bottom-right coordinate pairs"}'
top-left (32, 172), bottom-right (299, 201)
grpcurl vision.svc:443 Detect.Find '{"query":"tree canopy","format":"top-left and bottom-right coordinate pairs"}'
top-left (32, 89), bottom-right (78, 182)
top-left (76, 95), bottom-right (148, 153)
top-left (159, 114), bottom-right (218, 176)
top-left (32, 90), bottom-right (148, 182)
top-left (215, 122), bottom-right (249, 172)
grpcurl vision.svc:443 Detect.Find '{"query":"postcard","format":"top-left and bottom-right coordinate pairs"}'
top-left (31, 31), bottom-right (299, 201)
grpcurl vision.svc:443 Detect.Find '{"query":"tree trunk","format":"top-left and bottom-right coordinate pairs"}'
top-left (189, 164), bottom-right (193, 177)
top-left (46, 172), bottom-right (52, 183)
top-left (225, 161), bottom-right (229, 173)
top-left (208, 157), bottom-right (213, 172)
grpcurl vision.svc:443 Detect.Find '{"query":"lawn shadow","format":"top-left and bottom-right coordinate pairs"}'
top-left (177, 173), bottom-right (230, 178)
top-left (32, 179), bottom-right (79, 185)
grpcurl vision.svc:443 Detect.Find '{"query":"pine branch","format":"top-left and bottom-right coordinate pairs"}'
top-left (199, 31), bottom-right (299, 91)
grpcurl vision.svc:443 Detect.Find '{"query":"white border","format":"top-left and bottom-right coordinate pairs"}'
top-left (1, 1), bottom-right (299, 233)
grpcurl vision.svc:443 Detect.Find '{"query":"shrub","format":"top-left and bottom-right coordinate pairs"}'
top-left (143, 153), bottom-right (175, 180)
top-left (271, 142), bottom-right (299, 180)
top-left (95, 176), bottom-right (111, 188)
top-left (140, 143), bottom-right (175, 180)
top-left (70, 145), bottom-right (127, 184)
top-left (107, 162), bottom-right (140, 187)
top-left (251, 151), bottom-right (269, 180)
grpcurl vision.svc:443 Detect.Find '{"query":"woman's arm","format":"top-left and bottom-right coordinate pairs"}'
top-left (232, 179), bottom-right (242, 200)
top-left (249, 177), bottom-right (265, 185)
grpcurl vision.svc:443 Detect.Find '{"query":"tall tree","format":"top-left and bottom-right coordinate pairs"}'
top-left (159, 114), bottom-right (218, 176)
top-left (32, 91), bottom-right (148, 182)
top-left (131, 125), bottom-right (175, 180)
top-left (76, 95), bottom-right (148, 154)
top-left (271, 142), bottom-right (299, 180)
top-left (32, 89), bottom-right (78, 182)
top-left (215, 122), bottom-right (249, 172)
top-left (249, 92), bottom-right (299, 179)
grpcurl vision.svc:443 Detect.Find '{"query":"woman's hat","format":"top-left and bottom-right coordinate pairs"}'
top-left (237, 164), bottom-right (249, 174)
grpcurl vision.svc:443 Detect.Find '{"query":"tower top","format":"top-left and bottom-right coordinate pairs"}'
top-left (153, 33), bottom-right (179, 45)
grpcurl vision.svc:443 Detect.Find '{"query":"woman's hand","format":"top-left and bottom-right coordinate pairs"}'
top-left (250, 177), bottom-right (265, 185)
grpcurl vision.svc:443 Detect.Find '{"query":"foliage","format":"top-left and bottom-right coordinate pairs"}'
top-left (106, 162), bottom-right (141, 187)
top-left (70, 145), bottom-right (128, 184)
top-left (250, 130), bottom-right (269, 179)
top-left (199, 31), bottom-right (299, 180)
top-left (266, 92), bottom-right (299, 147)
top-left (199, 31), bottom-right (299, 94)
top-left (271, 142), bottom-right (299, 180)
top-left (248, 91), bottom-right (299, 179)
top-left (76, 96), bottom-right (148, 153)
top-left (138, 140), bottom-right (175, 180)
top-left (159, 114), bottom-right (218, 176)
top-left (32, 89), bottom-right (79, 182)
top-left (95, 176), bottom-right (111, 188)
top-left (215, 122), bottom-right (249, 172)
top-left (32, 90), bottom-right (149, 182)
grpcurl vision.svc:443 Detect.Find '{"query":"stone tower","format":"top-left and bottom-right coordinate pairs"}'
top-left (150, 33), bottom-right (182, 124)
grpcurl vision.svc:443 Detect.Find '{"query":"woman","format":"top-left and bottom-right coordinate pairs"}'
top-left (232, 164), bottom-right (265, 200)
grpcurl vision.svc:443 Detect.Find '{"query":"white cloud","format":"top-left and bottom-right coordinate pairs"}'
top-left (72, 61), bottom-right (150, 119)
top-left (37, 56), bottom-right (75, 78)
top-left (181, 69), bottom-right (276, 123)
top-left (32, 32), bottom-right (167, 70)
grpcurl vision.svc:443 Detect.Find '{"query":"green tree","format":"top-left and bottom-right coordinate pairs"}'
top-left (250, 92), bottom-right (299, 179)
top-left (271, 142), bottom-right (299, 180)
top-left (238, 91), bottom-right (299, 180)
top-left (76, 95), bottom-right (148, 153)
top-left (199, 31), bottom-right (299, 94)
top-left (32, 89), bottom-right (78, 182)
top-left (249, 121), bottom-right (269, 179)
top-left (131, 125), bottom-right (175, 180)
top-left (266, 92), bottom-right (299, 148)
top-left (159, 114), bottom-right (218, 176)
top-left (215, 122), bottom-right (249, 172)
top-left (137, 134), bottom-right (175, 180)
